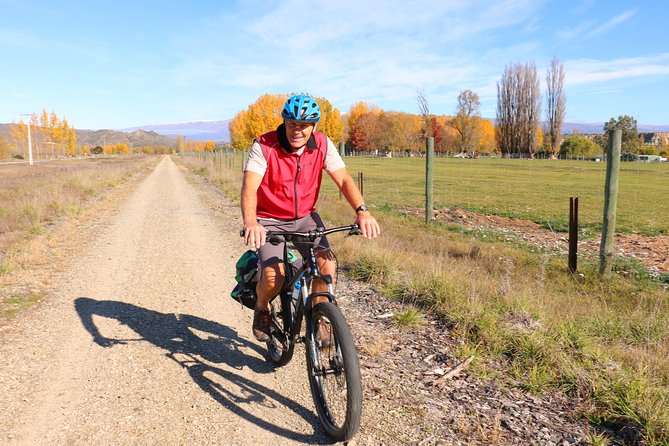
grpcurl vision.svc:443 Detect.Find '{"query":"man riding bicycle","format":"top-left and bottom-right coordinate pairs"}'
top-left (241, 94), bottom-right (381, 343)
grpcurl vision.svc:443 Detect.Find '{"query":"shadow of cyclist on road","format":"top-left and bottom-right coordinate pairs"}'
top-left (74, 297), bottom-right (329, 444)
top-left (74, 297), bottom-right (266, 372)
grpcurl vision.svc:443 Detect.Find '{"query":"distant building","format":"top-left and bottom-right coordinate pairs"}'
top-left (621, 153), bottom-right (666, 162)
top-left (638, 155), bottom-right (666, 162)
top-left (640, 132), bottom-right (669, 147)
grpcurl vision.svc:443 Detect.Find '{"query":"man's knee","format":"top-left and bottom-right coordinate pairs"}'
top-left (259, 262), bottom-right (286, 294)
top-left (315, 254), bottom-right (336, 285)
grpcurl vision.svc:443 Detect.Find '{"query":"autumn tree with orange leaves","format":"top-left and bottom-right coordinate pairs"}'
top-left (0, 133), bottom-right (9, 159)
top-left (315, 96), bottom-right (344, 144)
top-left (229, 93), bottom-right (286, 151)
top-left (11, 109), bottom-right (77, 158)
top-left (229, 94), bottom-right (344, 151)
top-left (478, 119), bottom-right (496, 154)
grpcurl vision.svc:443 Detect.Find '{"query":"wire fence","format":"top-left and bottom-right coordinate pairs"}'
top-left (179, 145), bottom-right (669, 236)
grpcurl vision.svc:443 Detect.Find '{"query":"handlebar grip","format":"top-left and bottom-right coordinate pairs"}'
top-left (267, 234), bottom-right (283, 245)
top-left (348, 224), bottom-right (362, 236)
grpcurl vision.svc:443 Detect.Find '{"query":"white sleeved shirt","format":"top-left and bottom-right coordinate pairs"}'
top-left (244, 135), bottom-right (346, 176)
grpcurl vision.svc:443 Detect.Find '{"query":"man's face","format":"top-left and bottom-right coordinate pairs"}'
top-left (284, 120), bottom-right (316, 149)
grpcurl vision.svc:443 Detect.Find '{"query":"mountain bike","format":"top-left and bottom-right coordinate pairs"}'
top-left (240, 224), bottom-right (363, 442)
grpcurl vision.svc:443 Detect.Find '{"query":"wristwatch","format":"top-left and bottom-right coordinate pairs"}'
top-left (355, 204), bottom-right (369, 213)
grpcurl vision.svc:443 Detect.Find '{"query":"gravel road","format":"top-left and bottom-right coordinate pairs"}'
top-left (0, 155), bottom-right (602, 446)
top-left (0, 156), bottom-right (332, 445)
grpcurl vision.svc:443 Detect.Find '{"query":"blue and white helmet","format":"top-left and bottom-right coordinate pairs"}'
top-left (281, 95), bottom-right (321, 123)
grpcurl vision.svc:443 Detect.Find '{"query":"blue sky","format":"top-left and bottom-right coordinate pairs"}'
top-left (2, 0), bottom-right (668, 130)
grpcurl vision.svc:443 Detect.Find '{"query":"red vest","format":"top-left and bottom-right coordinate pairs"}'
top-left (256, 129), bottom-right (328, 220)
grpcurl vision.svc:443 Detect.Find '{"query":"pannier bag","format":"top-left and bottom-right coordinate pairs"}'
top-left (230, 249), bottom-right (301, 310)
top-left (231, 250), bottom-right (259, 309)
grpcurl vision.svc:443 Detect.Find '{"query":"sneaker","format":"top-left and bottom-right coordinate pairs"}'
top-left (252, 307), bottom-right (271, 342)
top-left (316, 319), bottom-right (332, 349)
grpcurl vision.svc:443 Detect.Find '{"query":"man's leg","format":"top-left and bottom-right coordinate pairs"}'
top-left (256, 262), bottom-right (285, 309)
top-left (252, 218), bottom-right (290, 342)
top-left (252, 262), bottom-right (285, 342)
top-left (311, 251), bottom-right (336, 348)
top-left (311, 250), bottom-right (335, 304)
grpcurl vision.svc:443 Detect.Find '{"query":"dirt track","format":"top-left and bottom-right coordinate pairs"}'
top-left (0, 156), bottom-right (602, 446)
top-left (0, 156), bottom-right (331, 445)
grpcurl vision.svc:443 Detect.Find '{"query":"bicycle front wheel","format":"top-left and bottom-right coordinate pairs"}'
top-left (306, 302), bottom-right (362, 442)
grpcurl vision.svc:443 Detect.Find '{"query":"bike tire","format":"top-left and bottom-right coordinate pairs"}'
top-left (305, 302), bottom-right (362, 442)
top-left (267, 292), bottom-right (295, 367)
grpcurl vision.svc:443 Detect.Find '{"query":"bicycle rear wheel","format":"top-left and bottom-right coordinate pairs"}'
top-left (306, 302), bottom-right (362, 442)
top-left (267, 293), bottom-right (295, 367)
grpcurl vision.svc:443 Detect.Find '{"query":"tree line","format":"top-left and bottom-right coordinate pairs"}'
top-left (227, 59), bottom-right (667, 159)
top-left (228, 93), bottom-right (496, 156)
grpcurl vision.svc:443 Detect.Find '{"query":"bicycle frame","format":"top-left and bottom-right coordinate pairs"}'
top-left (241, 224), bottom-right (364, 441)
top-left (266, 224), bottom-right (360, 347)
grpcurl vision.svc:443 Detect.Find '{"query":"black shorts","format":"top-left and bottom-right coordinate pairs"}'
top-left (257, 212), bottom-right (330, 268)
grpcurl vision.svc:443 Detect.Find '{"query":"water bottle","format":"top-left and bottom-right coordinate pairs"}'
top-left (292, 279), bottom-right (302, 303)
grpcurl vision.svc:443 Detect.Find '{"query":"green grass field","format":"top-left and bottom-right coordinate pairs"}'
top-left (320, 157), bottom-right (669, 235)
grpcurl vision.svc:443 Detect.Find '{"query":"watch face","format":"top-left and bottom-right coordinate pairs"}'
top-left (357, 204), bottom-right (368, 212)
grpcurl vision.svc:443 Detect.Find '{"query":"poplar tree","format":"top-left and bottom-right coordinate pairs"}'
top-left (546, 57), bottom-right (566, 157)
top-left (496, 62), bottom-right (542, 156)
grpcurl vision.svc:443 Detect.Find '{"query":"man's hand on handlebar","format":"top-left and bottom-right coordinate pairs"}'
top-left (355, 213), bottom-right (381, 239)
top-left (243, 222), bottom-right (266, 249)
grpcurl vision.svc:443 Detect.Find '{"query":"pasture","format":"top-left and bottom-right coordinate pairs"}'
top-left (321, 156), bottom-right (669, 235)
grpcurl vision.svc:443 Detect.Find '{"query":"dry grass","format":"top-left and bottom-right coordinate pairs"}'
top-left (0, 156), bottom-right (158, 319)
top-left (0, 157), bottom-right (155, 257)
top-left (322, 196), bottom-right (669, 445)
top-left (178, 152), bottom-right (669, 445)
top-left (0, 157), bottom-right (157, 278)
top-left (177, 152), bottom-right (244, 204)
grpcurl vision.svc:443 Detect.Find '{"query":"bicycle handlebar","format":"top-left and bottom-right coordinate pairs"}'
top-left (240, 224), bottom-right (361, 244)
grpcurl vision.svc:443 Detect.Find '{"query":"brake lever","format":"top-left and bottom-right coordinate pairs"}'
top-left (348, 225), bottom-right (362, 236)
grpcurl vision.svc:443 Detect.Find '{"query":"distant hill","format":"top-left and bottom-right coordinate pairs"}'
top-left (562, 122), bottom-right (669, 134)
top-left (76, 128), bottom-right (176, 148)
top-left (122, 120), bottom-right (230, 142)
top-left (0, 124), bottom-right (176, 149)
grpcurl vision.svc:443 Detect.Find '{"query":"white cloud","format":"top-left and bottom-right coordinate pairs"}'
top-left (565, 54), bottom-right (669, 85)
top-left (168, 0), bottom-right (545, 117)
top-left (586, 9), bottom-right (636, 38)
top-left (556, 9), bottom-right (636, 41)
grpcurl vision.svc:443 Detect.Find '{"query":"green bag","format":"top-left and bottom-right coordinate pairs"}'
top-left (230, 250), bottom-right (300, 310)
top-left (230, 250), bottom-right (259, 309)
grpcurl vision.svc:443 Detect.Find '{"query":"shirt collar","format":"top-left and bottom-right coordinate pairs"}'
top-left (276, 123), bottom-right (317, 154)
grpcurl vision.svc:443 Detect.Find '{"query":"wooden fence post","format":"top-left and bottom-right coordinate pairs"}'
top-left (599, 128), bottom-right (622, 276)
top-left (425, 137), bottom-right (434, 223)
top-left (568, 197), bottom-right (578, 273)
